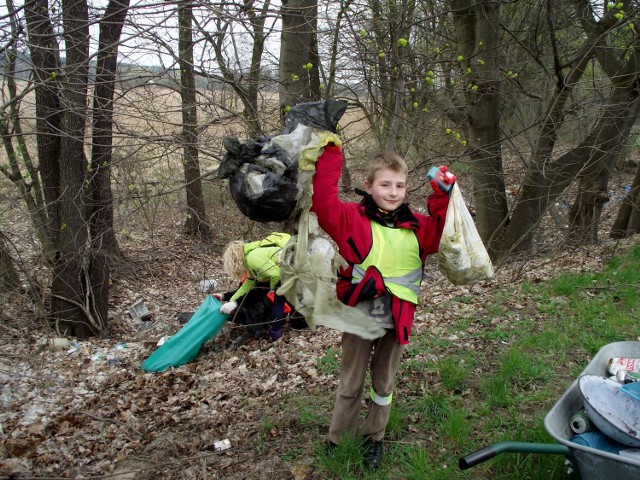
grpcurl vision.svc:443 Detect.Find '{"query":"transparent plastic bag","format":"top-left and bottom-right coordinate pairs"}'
top-left (438, 184), bottom-right (494, 285)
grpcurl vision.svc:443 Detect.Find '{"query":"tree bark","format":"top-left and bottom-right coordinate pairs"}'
top-left (568, 90), bottom-right (640, 243)
top-left (611, 164), bottom-right (640, 238)
top-left (279, 0), bottom-right (319, 120)
top-left (89, 0), bottom-right (130, 327)
top-left (497, 0), bottom-right (623, 257)
top-left (0, 232), bottom-right (20, 292)
top-left (0, 0), bottom-right (54, 260)
top-left (243, 1), bottom-right (271, 136)
top-left (498, 47), bottom-right (594, 257)
top-left (179, 0), bottom-right (210, 238)
top-left (51, 0), bottom-right (92, 337)
top-left (23, 0), bottom-right (63, 248)
top-left (451, 0), bottom-right (508, 251)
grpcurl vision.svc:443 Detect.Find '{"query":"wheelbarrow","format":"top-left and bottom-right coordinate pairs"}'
top-left (459, 341), bottom-right (640, 479)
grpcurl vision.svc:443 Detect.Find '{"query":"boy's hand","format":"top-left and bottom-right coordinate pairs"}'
top-left (428, 166), bottom-right (457, 194)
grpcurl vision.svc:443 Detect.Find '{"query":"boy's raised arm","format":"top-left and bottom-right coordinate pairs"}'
top-left (311, 144), bottom-right (348, 232)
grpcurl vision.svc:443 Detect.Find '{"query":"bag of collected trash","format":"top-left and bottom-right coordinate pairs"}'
top-left (278, 221), bottom-right (387, 340)
top-left (438, 184), bottom-right (494, 285)
top-left (218, 99), bottom-right (348, 222)
top-left (142, 295), bottom-right (225, 372)
top-left (275, 100), bottom-right (386, 339)
top-left (283, 99), bottom-right (348, 134)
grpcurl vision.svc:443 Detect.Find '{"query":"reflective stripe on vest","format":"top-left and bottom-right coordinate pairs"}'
top-left (370, 387), bottom-right (393, 406)
top-left (352, 222), bottom-right (422, 304)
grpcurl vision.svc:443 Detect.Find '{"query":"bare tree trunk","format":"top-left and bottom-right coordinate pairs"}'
top-left (568, 91), bottom-right (640, 243)
top-left (307, 1), bottom-right (321, 100)
top-left (501, 90), bottom-right (640, 257)
top-left (568, 175), bottom-right (610, 244)
top-left (51, 0), bottom-right (92, 337)
top-left (498, 0), bottom-right (627, 257)
top-left (498, 47), bottom-right (593, 257)
top-left (565, 0), bottom-right (640, 244)
top-left (325, 0), bottom-right (351, 99)
top-left (179, 0), bottom-right (210, 238)
top-left (0, 0), bottom-right (55, 260)
top-left (244, 1), bottom-right (271, 136)
top-left (0, 231), bottom-right (20, 292)
top-left (279, 0), bottom-right (319, 120)
top-left (611, 164), bottom-right (640, 238)
top-left (23, 0), bottom-right (63, 248)
top-left (451, 0), bottom-right (508, 250)
top-left (89, 0), bottom-right (130, 325)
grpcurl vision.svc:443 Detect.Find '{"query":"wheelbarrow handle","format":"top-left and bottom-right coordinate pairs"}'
top-left (459, 445), bottom-right (498, 470)
top-left (459, 441), bottom-right (571, 470)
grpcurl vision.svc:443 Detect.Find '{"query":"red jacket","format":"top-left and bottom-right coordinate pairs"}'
top-left (311, 145), bottom-right (449, 344)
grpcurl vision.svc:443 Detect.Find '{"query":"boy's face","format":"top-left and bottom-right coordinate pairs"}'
top-left (365, 168), bottom-right (407, 212)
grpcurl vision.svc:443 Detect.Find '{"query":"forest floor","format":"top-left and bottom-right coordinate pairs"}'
top-left (1, 169), bottom-right (639, 479)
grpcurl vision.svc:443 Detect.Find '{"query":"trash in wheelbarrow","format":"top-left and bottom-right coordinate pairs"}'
top-left (460, 341), bottom-right (640, 480)
top-left (569, 409), bottom-right (592, 434)
top-left (620, 381), bottom-right (640, 402)
top-left (578, 375), bottom-right (640, 447)
top-left (570, 430), bottom-right (623, 454)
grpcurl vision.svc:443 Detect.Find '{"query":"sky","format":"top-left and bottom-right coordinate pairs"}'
top-left (0, 0), bottom-right (284, 70)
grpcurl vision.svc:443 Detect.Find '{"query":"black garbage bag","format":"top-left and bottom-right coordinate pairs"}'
top-left (218, 136), bottom-right (270, 180)
top-left (218, 99), bottom-right (348, 223)
top-left (229, 163), bottom-right (299, 222)
top-left (283, 98), bottom-right (348, 134)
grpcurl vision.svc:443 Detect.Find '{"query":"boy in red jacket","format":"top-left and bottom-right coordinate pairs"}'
top-left (311, 145), bottom-right (454, 469)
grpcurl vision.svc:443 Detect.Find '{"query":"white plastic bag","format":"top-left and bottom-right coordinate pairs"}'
top-left (438, 184), bottom-right (494, 285)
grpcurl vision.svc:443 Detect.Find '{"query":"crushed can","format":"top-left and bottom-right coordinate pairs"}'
top-left (616, 370), bottom-right (640, 384)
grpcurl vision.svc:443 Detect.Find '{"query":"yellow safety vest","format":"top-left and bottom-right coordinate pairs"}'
top-left (352, 222), bottom-right (423, 304)
top-left (242, 232), bottom-right (291, 287)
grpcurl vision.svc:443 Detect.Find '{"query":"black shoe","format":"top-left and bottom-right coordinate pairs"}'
top-left (363, 438), bottom-right (383, 469)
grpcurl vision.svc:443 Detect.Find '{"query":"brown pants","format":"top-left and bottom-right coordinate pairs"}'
top-left (328, 330), bottom-right (404, 443)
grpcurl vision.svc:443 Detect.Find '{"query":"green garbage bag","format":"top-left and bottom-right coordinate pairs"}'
top-left (142, 295), bottom-right (226, 372)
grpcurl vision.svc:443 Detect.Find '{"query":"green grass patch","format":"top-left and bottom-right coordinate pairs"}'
top-left (317, 347), bottom-right (341, 376)
top-left (315, 434), bottom-right (365, 478)
top-left (437, 355), bottom-right (473, 391)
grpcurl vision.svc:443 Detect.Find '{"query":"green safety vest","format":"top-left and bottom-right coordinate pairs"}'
top-left (243, 232), bottom-right (291, 255)
top-left (242, 232), bottom-right (291, 286)
top-left (352, 222), bottom-right (423, 304)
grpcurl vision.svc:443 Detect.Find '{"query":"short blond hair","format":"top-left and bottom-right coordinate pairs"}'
top-left (366, 151), bottom-right (408, 184)
top-left (222, 240), bottom-right (246, 280)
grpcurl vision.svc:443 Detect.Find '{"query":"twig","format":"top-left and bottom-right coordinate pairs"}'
top-left (49, 293), bottom-right (102, 333)
top-left (576, 283), bottom-right (640, 290)
top-left (608, 239), bottom-right (621, 264)
top-left (76, 410), bottom-right (145, 439)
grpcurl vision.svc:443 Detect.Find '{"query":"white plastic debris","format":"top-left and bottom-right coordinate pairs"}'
top-left (49, 338), bottom-right (71, 350)
top-left (198, 279), bottom-right (217, 293)
top-left (213, 438), bottom-right (231, 452)
top-left (129, 298), bottom-right (152, 322)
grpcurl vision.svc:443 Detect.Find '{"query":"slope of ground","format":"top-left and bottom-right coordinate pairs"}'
top-left (1, 172), bottom-right (638, 478)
